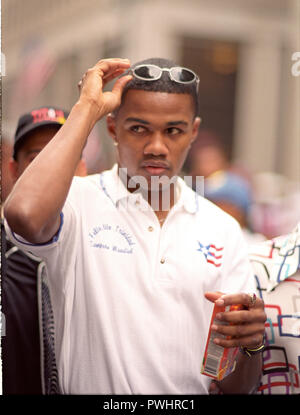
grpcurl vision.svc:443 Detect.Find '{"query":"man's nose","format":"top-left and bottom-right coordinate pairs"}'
top-left (144, 132), bottom-right (168, 156)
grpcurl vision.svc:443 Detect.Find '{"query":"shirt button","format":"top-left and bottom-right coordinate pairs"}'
top-left (148, 226), bottom-right (154, 232)
top-left (160, 258), bottom-right (165, 264)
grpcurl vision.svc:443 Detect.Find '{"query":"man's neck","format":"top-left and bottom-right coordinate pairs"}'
top-left (118, 168), bottom-right (178, 225)
top-left (147, 184), bottom-right (176, 226)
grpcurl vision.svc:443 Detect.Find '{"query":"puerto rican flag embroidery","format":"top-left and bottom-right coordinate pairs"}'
top-left (197, 242), bottom-right (224, 267)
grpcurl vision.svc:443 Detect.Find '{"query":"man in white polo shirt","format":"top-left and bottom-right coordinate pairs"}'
top-left (4, 57), bottom-right (266, 394)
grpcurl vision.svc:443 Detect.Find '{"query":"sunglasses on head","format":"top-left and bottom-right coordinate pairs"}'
top-left (127, 64), bottom-right (200, 92)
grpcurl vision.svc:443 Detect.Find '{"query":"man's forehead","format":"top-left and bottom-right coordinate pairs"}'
top-left (119, 89), bottom-right (195, 119)
top-left (124, 117), bottom-right (189, 127)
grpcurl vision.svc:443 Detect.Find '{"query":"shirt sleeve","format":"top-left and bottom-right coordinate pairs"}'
top-left (4, 177), bottom-right (82, 260)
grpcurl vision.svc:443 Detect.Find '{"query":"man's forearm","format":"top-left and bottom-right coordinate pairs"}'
top-left (218, 352), bottom-right (262, 394)
top-left (5, 58), bottom-right (131, 243)
top-left (4, 100), bottom-right (99, 243)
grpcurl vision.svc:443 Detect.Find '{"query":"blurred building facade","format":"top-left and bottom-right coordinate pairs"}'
top-left (2, 0), bottom-right (300, 181)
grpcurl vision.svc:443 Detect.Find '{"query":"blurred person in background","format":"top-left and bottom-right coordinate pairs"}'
top-left (187, 130), bottom-right (263, 244)
top-left (1, 106), bottom-right (86, 394)
top-left (210, 222), bottom-right (300, 395)
top-left (249, 223), bottom-right (300, 394)
top-left (187, 129), bottom-right (229, 179)
top-left (187, 128), bottom-right (251, 181)
top-left (251, 172), bottom-right (300, 240)
top-left (204, 170), bottom-right (265, 245)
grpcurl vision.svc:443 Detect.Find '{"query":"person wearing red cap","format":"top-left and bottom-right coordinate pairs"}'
top-left (1, 107), bottom-right (86, 394)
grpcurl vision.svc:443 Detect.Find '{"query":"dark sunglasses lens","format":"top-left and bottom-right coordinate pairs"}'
top-left (171, 67), bottom-right (195, 83)
top-left (134, 65), bottom-right (161, 80)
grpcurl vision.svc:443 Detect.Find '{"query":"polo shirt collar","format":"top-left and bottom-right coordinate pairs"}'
top-left (175, 176), bottom-right (200, 214)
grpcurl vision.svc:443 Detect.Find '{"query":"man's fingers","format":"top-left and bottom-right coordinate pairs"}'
top-left (111, 75), bottom-right (133, 99)
top-left (204, 291), bottom-right (224, 303)
top-left (94, 58), bottom-right (131, 79)
top-left (77, 58), bottom-right (132, 116)
top-left (79, 58), bottom-right (131, 91)
top-left (213, 333), bottom-right (265, 349)
top-left (94, 75), bottom-right (133, 115)
top-left (215, 308), bottom-right (266, 324)
top-left (211, 322), bottom-right (264, 338)
top-left (102, 68), bottom-right (131, 85)
top-left (215, 293), bottom-right (264, 310)
top-left (78, 72), bottom-right (87, 89)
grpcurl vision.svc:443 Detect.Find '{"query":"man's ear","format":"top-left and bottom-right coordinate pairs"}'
top-left (8, 158), bottom-right (19, 183)
top-left (106, 113), bottom-right (118, 145)
top-left (191, 117), bottom-right (202, 144)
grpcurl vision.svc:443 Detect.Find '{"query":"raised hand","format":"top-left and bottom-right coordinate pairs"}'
top-left (78, 58), bottom-right (132, 120)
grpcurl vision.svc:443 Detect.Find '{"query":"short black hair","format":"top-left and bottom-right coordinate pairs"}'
top-left (120, 57), bottom-right (199, 117)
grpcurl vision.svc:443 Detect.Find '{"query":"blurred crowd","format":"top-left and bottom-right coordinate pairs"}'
top-left (185, 128), bottom-right (300, 243)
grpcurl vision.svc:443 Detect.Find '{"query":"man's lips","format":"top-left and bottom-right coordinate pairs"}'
top-left (141, 161), bottom-right (170, 175)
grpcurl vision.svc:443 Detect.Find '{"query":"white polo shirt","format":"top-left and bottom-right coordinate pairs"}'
top-left (5, 165), bottom-right (255, 394)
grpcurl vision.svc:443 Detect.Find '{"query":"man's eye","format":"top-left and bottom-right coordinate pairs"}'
top-left (130, 125), bottom-right (147, 133)
top-left (166, 127), bottom-right (182, 135)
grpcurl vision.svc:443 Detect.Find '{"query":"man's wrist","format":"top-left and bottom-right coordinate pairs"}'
top-left (74, 98), bottom-right (104, 125)
top-left (239, 334), bottom-right (266, 357)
